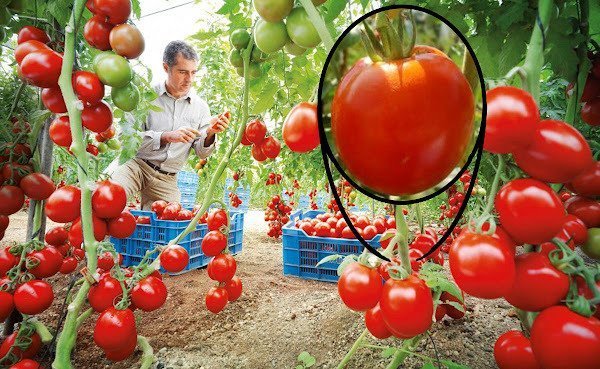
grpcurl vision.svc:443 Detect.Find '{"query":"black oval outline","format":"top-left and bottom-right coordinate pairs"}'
top-left (317, 4), bottom-right (487, 261)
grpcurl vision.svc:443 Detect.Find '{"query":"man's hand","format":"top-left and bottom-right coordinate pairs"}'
top-left (161, 127), bottom-right (201, 144)
top-left (207, 111), bottom-right (231, 136)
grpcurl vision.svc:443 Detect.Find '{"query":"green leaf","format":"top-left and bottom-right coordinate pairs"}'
top-left (46, 0), bottom-right (72, 25)
top-left (444, 301), bottom-right (465, 313)
top-left (316, 254), bottom-right (343, 267)
top-left (131, 0), bottom-right (141, 19)
top-left (421, 362), bottom-right (436, 369)
top-left (324, 0), bottom-right (348, 23)
top-left (250, 81), bottom-right (280, 115)
top-left (337, 254), bottom-right (357, 276)
top-left (381, 347), bottom-right (396, 358)
top-left (441, 359), bottom-right (472, 369)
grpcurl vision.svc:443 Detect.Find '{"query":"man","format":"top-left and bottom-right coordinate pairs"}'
top-left (107, 40), bottom-right (230, 210)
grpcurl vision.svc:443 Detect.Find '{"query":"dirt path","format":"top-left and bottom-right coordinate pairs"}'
top-left (4, 210), bottom-right (515, 369)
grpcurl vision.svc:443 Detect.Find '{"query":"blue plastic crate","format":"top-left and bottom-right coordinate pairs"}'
top-left (282, 210), bottom-right (382, 283)
top-left (224, 178), bottom-right (251, 213)
top-left (110, 210), bottom-right (244, 275)
top-left (177, 171), bottom-right (198, 186)
top-left (177, 171), bottom-right (199, 207)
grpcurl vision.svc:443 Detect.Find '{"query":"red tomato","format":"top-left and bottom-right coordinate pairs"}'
top-left (107, 211), bottom-right (136, 238)
top-left (495, 178), bottom-right (565, 244)
top-left (97, 251), bottom-right (117, 271)
top-left (45, 226), bottom-right (68, 246)
top-left (410, 233), bottom-right (439, 258)
top-left (20, 49), bottom-right (63, 88)
top-left (0, 247), bottom-right (18, 276)
top-left (314, 222), bottom-right (331, 237)
top-left (259, 136), bottom-right (281, 159)
top-left (68, 215), bottom-right (108, 247)
top-left (530, 306), bottom-right (600, 369)
top-left (0, 291), bottom-right (13, 322)
top-left (449, 232), bottom-right (515, 299)
top-left (251, 144), bottom-right (267, 162)
top-left (14, 280), bottom-right (54, 315)
top-left (49, 116), bottom-right (73, 147)
top-left (504, 253), bottom-right (569, 311)
top-left (93, 307), bottom-right (137, 351)
top-left (151, 200), bottom-right (168, 216)
top-left (14, 40), bottom-right (51, 65)
top-left (207, 208), bottom-right (229, 231)
top-left (514, 120), bottom-right (593, 183)
top-left (92, 180), bottom-right (126, 219)
top-left (379, 275), bottom-right (433, 338)
top-left (207, 253), bottom-right (237, 282)
top-left (84, 15), bottom-right (114, 50)
top-left (564, 195), bottom-right (600, 228)
top-left (560, 214), bottom-right (589, 245)
top-left (60, 256), bottom-right (78, 274)
top-left (93, 0), bottom-right (132, 25)
top-left (483, 86), bottom-right (539, 153)
top-left (331, 55), bottom-right (473, 195)
top-left (362, 225), bottom-right (377, 240)
top-left (205, 286), bottom-right (228, 314)
top-left (494, 330), bottom-right (540, 369)
top-left (136, 215), bottom-right (151, 225)
top-left (240, 131), bottom-right (252, 146)
top-left (0, 215), bottom-right (7, 233)
top-left (364, 303), bottom-right (392, 339)
top-left (282, 102), bottom-right (319, 153)
top-left (73, 70), bottom-right (105, 105)
top-left (373, 218), bottom-right (386, 233)
top-left (88, 275), bottom-right (123, 312)
top-left (17, 26), bottom-right (50, 45)
top-left (176, 209), bottom-right (193, 220)
top-left (201, 230), bottom-right (227, 256)
top-left (19, 173), bottom-right (55, 200)
top-left (379, 229), bottom-right (396, 249)
top-left (440, 291), bottom-right (465, 319)
top-left (103, 333), bottom-right (137, 362)
top-left (41, 86), bottom-right (67, 113)
top-left (131, 276), bottom-right (167, 312)
top-left (225, 276), bottom-right (242, 302)
top-left (337, 262), bottom-right (382, 311)
top-left (27, 246), bottom-right (63, 278)
top-left (245, 119), bottom-right (267, 144)
top-left (581, 97), bottom-right (600, 126)
top-left (570, 161), bottom-right (600, 198)
top-left (0, 185), bottom-right (25, 216)
top-left (0, 332), bottom-right (41, 360)
top-left (160, 245), bottom-right (189, 273)
top-left (480, 222), bottom-right (518, 253)
top-left (82, 100), bottom-right (113, 133)
top-left (576, 277), bottom-right (600, 319)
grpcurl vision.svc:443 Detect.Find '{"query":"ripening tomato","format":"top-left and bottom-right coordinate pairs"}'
top-left (109, 23), bottom-right (145, 59)
top-left (494, 330), bottom-right (540, 369)
top-left (495, 179), bottom-right (565, 244)
top-left (107, 211), bottom-right (136, 238)
top-left (331, 53), bottom-right (474, 196)
top-left (201, 230), bottom-right (227, 257)
top-left (84, 15), bottom-right (113, 50)
top-left (530, 306), bottom-right (600, 369)
top-left (68, 215), bottom-right (108, 247)
top-left (207, 253), bottom-right (237, 282)
top-left (513, 120), bottom-right (593, 183)
top-left (160, 245), bottom-right (189, 273)
top-left (73, 70), bottom-right (105, 105)
top-left (251, 144), bottom-right (267, 162)
top-left (570, 161), bottom-right (600, 198)
top-left (379, 275), bottom-right (433, 338)
top-left (449, 231), bottom-right (515, 299)
top-left (41, 86), bottom-right (67, 113)
top-left (93, 307), bottom-right (137, 351)
top-left (207, 208), bottom-right (229, 231)
top-left (260, 136), bottom-right (281, 159)
top-left (20, 49), bottom-right (63, 88)
top-left (205, 286), bottom-right (228, 314)
top-left (19, 173), bottom-right (55, 200)
top-left (131, 276), bottom-right (167, 312)
top-left (225, 276), bottom-right (242, 301)
top-left (245, 119), bottom-right (267, 144)
top-left (483, 86), bottom-right (539, 154)
top-left (93, 0), bottom-right (131, 25)
top-left (285, 7), bottom-right (320, 48)
top-left (14, 40), bottom-right (50, 65)
top-left (92, 180), bottom-right (126, 219)
top-left (45, 185), bottom-right (81, 223)
top-left (253, 19), bottom-right (289, 54)
top-left (17, 26), bottom-right (50, 44)
top-left (364, 303), bottom-right (392, 339)
top-left (252, 0), bottom-right (292, 22)
top-left (337, 262), bottom-right (382, 311)
top-left (14, 280), bottom-right (54, 315)
top-left (49, 116), bottom-right (72, 147)
top-left (282, 102), bottom-right (319, 153)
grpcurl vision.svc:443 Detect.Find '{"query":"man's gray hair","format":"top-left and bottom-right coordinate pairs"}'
top-left (163, 40), bottom-right (198, 67)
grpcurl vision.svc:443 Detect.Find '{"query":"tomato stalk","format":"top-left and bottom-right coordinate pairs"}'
top-left (297, 0), bottom-right (335, 52)
top-left (521, 0), bottom-right (554, 102)
top-left (52, 1), bottom-right (93, 368)
top-left (385, 335), bottom-right (424, 369)
top-left (31, 318), bottom-right (53, 343)
top-left (394, 205), bottom-right (412, 276)
top-left (138, 335), bottom-right (154, 369)
top-left (335, 329), bottom-right (368, 369)
top-left (75, 307), bottom-right (93, 329)
top-left (565, 0), bottom-right (590, 125)
top-left (477, 154), bottom-right (506, 229)
top-left (414, 203), bottom-right (424, 234)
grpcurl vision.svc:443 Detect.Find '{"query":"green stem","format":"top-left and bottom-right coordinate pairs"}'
top-left (297, 0), bottom-right (335, 52)
top-left (414, 203), bottom-right (423, 234)
top-left (336, 329), bottom-right (368, 369)
top-left (138, 335), bottom-right (155, 369)
top-left (7, 82), bottom-right (25, 124)
top-left (483, 155), bottom-right (505, 216)
top-left (385, 335), bottom-right (423, 369)
top-left (395, 206), bottom-right (411, 275)
top-left (31, 319), bottom-right (53, 343)
top-left (565, 0), bottom-right (590, 125)
top-left (52, 1), bottom-right (90, 368)
top-left (75, 308), bottom-right (93, 329)
top-left (521, 0), bottom-right (554, 101)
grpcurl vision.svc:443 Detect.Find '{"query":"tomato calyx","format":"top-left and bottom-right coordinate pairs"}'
top-left (360, 9), bottom-right (416, 62)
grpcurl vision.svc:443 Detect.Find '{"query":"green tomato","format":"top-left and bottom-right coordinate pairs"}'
top-left (254, 19), bottom-right (288, 54)
top-left (248, 63), bottom-right (262, 79)
top-left (230, 29), bottom-right (250, 50)
top-left (111, 83), bottom-right (140, 112)
top-left (252, 0), bottom-right (293, 23)
top-left (97, 142), bottom-right (108, 153)
top-left (582, 228), bottom-right (600, 260)
top-left (0, 7), bottom-right (12, 26)
top-left (236, 66), bottom-right (245, 78)
top-left (284, 40), bottom-right (306, 56)
top-left (286, 8), bottom-right (321, 48)
top-left (92, 51), bottom-right (114, 71)
top-left (229, 49), bottom-right (243, 67)
top-left (95, 54), bottom-right (133, 88)
top-left (106, 139), bottom-right (121, 150)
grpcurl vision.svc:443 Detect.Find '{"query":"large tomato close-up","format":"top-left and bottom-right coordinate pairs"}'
top-left (19, 173), bottom-right (55, 200)
top-left (88, 275), bottom-right (123, 312)
top-left (207, 208), bottom-right (229, 231)
top-left (82, 100), bottom-right (113, 133)
top-left (27, 246), bottom-right (63, 279)
top-left (282, 102), bottom-right (319, 153)
top-left (337, 262), bottom-right (382, 312)
top-left (331, 53), bottom-right (474, 196)
top-left (201, 230), bottom-right (227, 257)
top-left (364, 303), bottom-right (392, 339)
top-left (513, 119), bottom-right (593, 183)
top-left (107, 211), bottom-right (136, 238)
top-left (207, 253), bottom-right (237, 282)
top-left (72, 70), bottom-right (105, 105)
top-left (449, 231), bottom-right (515, 299)
top-left (484, 86), bottom-right (539, 154)
top-left (205, 286), bottom-right (228, 314)
top-left (495, 178), bottom-right (565, 244)
top-left (530, 306), bottom-right (600, 369)
top-left (379, 275), bottom-right (433, 338)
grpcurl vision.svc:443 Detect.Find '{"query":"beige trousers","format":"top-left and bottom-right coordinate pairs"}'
top-left (105, 157), bottom-right (181, 210)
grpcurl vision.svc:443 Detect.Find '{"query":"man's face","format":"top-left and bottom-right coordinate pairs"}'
top-left (164, 53), bottom-right (198, 97)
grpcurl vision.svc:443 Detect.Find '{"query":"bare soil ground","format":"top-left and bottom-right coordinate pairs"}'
top-left (4, 210), bottom-right (517, 369)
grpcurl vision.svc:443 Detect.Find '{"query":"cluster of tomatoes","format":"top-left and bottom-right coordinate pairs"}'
top-left (438, 171), bottom-right (474, 221)
top-left (567, 53), bottom-right (600, 126)
top-left (193, 158), bottom-right (208, 176)
top-left (380, 228), bottom-right (445, 266)
top-left (445, 85), bottom-right (600, 368)
top-left (307, 188), bottom-right (319, 210)
top-left (227, 172), bottom-right (244, 209)
top-left (295, 211), bottom-right (388, 240)
top-left (201, 209), bottom-right (242, 314)
top-left (325, 180), bottom-right (358, 213)
top-left (265, 195), bottom-right (292, 239)
top-left (265, 172), bottom-right (283, 186)
top-left (150, 200), bottom-right (196, 221)
top-left (241, 118), bottom-right (281, 162)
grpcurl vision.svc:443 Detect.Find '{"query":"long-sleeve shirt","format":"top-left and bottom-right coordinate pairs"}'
top-left (135, 82), bottom-right (216, 173)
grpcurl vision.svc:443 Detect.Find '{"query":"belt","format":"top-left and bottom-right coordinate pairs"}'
top-left (142, 159), bottom-right (176, 176)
